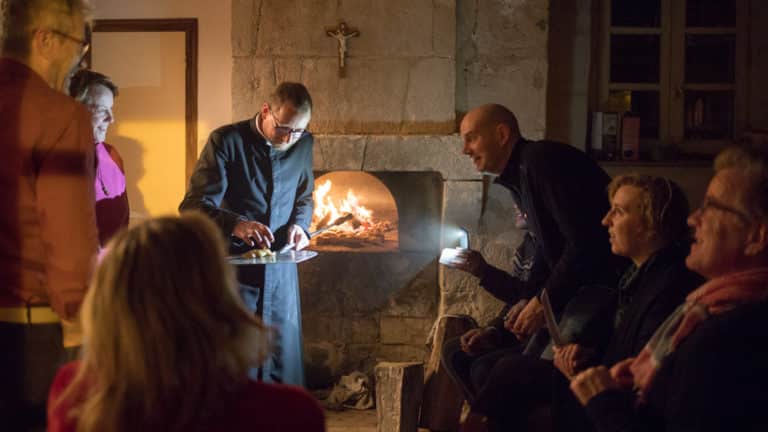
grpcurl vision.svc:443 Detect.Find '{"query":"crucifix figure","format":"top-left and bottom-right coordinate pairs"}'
top-left (326, 22), bottom-right (359, 77)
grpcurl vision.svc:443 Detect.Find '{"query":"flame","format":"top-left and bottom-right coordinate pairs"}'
top-left (311, 179), bottom-right (373, 232)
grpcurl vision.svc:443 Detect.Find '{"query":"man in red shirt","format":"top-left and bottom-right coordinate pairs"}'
top-left (0, 1), bottom-right (98, 430)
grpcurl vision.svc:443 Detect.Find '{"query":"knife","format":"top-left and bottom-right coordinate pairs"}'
top-left (540, 288), bottom-right (564, 347)
top-left (278, 213), bottom-right (354, 253)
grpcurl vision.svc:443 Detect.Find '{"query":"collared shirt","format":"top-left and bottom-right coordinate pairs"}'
top-left (0, 58), bottom-right (99, 319)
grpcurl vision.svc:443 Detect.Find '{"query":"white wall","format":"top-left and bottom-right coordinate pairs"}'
top-left (91, 0), bottom-right (232, 154)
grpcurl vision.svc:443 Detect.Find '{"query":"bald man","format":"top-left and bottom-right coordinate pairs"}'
top-left (442, 104), bottom-right (625, 429)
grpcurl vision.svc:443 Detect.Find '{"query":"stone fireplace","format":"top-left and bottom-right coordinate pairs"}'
top-left (231, 0), bottom-right (549, 388)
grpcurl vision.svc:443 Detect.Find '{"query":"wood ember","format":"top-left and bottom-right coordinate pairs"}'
top-left (313, 219), bottom-right (396, 247)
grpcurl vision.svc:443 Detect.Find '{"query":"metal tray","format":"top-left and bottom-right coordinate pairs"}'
top-left (227, 250), bottom-right (318, 266)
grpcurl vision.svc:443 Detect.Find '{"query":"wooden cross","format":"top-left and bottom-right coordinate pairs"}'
top-left (326, 22), bottom-right (359, 77)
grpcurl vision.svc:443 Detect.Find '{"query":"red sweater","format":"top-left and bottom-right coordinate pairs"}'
top-left (47, 361), bottom-right (325, 431)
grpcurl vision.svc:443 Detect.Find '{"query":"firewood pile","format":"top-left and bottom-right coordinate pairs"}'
top-left (312, 215), bottom-right (397, 248)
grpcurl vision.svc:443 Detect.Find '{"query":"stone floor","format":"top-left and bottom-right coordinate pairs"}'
top-left (326, 408), bottom-right (377, 432)
top-left (325, 408), bottom-right (434, 432)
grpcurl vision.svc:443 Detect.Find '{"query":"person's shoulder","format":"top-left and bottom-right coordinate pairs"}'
top-left (686, 301), bottom-right (768, 351)
top-left (238, 381), bottom-right (325, 429)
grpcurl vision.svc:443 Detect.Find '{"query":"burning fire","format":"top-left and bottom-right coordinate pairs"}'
top-left (311, 179), bottom-right (373, 232)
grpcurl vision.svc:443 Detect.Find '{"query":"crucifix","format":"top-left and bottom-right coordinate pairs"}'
top-left (326, 21), bottom-right (359, 77)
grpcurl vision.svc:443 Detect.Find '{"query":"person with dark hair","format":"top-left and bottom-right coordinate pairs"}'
top-left (69, 69), bottom-right (129, 246)
top-left (47, 213), bottom-right (325, 432)
top-left (551, 175), bottom-right (703, 432)
top-left (0, 0), bottom-right (98, 430)
top-left (180, 81), bottom-right (314, 386)
top-left (570, 141), bottom-right (768, 431)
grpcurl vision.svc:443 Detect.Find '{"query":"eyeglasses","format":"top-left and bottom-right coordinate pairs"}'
top-left (268, 107), bottom-right (305, 140)
top-left (48, 29), bottom-right (90, 58)
top-left (696, 197), bottom-right (753, 223)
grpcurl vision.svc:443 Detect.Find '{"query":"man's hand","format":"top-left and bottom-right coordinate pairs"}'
top-left (510, 296), bottom-right (545, 341)
top-left (233, 220), bottom-right (274, 249)
top-left (570, 366), bottom-right (618, 406)
top-left (442, 248), bottom-right (488, 278)
top-left (284, 224), bottom-right (310, 251)
top-left (459, 327), bottom-right (499, 356)
top-left (609, 357), bottom-right (636, 389)
top-left (553, 344), bottom-right (594, 378)
top-left (503, 298), bottom-right (529, 332)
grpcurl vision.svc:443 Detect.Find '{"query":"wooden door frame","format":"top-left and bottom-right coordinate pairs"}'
top-left (90, 18), bottom-right (199, 183)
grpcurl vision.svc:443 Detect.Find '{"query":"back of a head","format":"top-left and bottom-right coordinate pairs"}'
top-left (476, 103), bottom-right (520, 137)
top-left (68, 68), bottom-right (118, 102)
top-left (73, 212), bottom-right (267, 431)
top-left (270, 81), bottom-right (312, 113)
top-left (715, 138), bottom-right (768, 224)
top-left (2, 0), bottom-right (93, 58)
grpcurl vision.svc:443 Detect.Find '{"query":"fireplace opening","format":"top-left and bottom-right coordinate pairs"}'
top-left (310, 171), bottom-right (398, 252)
top-left (301, 171), bottom-right (444, 388)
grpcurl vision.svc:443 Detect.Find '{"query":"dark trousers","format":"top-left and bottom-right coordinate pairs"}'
top-left (472, 353), bottom-right (553, 431)
top-left (0, 322), bottom-right (77, 432)
top-left (441, 337), bottom-right (520, 405)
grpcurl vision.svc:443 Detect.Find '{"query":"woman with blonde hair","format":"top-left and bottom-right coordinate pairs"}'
top-left (46, 213), bottom-right (325, 432)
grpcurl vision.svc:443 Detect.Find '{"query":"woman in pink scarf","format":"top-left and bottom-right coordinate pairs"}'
top-left (69, 69), bottom-right (129, 246)
top-left (569, 141), bottom-right (768, 432)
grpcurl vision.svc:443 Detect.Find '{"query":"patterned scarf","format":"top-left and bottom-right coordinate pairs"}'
top-left (629, 267), bottom-right (768, 401)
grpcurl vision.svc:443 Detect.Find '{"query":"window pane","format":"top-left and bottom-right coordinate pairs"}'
top-left (610, 35), bottom-right (660, 83)
top-left (685, 35), bottom-right (735, 83)
top-left (610, 90), bottom-right (660, 139)
top-left (684, 91), bottom-right (734, 140)
top-left (611, 0), bottom-right (661, 27)
top-left (687, 0), bottom-right (736, 27)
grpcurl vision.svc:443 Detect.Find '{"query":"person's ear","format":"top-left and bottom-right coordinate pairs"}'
top-left (33, 30), bottom-right (58, 63)
top-left (744, 223), bottom-right (768, 257)
top-left (260, 103), bottom-right (270, 117)
top-left (496, 123), bottom-right (510, 146)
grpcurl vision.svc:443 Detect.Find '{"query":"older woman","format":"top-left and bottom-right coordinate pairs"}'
top-left (570, 142), bottom-right (768, 431)
top-left (69, 69), bottom-right (128, 246)
top-left (551, 175), bottom-right (703, 432)
top-left (46, 213), bottom-right (325, 432)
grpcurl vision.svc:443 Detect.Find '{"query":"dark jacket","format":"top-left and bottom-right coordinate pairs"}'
top-left (601, 243), bottom-right (704, 366)
top-left (493, 138), bottom-right (624, 313)
top-left (553, 243), bottom-right (703, 432)
top-left (585, 301), bottom-right (768, 432)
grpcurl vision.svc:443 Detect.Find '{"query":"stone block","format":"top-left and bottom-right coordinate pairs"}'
top-left (404, 58), bottom-right (455, 124)
top-left (313, 135), bottom-right (367, 171)
top-left (302, 314), bottom-right (348, 342)
top-left (380, 317), bottom-right (434, 345)
top-left (231, 57), bottom-right (276, 120)
top-left (375, 362), bottom-right (424, 432)
top-left (433, 0), bottom-right (457, 57)
top-left (439, 266), bottom-right (506, 325)
top-left (383, 262), bottom-right (439, 318)
top-left (377, 345), bottom-right (429, 364)
top-left (304, 340), bottom-right (346, 389)
top-left (302, 58), bottom-right (410, 132)
top-left (336, 0), bottom-right (435, 57)
top-left (232, 0), bottom-right (261, 57)
top-left (474, 0), bottom-right (549, 59)
top-left (442, 180), bottom-right (483, 242)
top-left (464, 57), bottom-right (548, 140)
top-left (350, 316), bottom-right (381, 344)
top-left (254, 0), bottom-right (337, 56)
top-left (363, 135), bottom-right (480, 180)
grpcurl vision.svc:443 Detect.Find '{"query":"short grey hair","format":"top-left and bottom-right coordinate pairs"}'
top-left (715, 138), bottom-right (768, 223)
top-left (1, 0), bottom-right (93, 58)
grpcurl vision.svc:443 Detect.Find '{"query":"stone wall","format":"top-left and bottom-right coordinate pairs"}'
top-left (457, 0), bottom-right (550, 139)
top-left (231, 0), bottom-right (550, 384)
top-left (232, 0), bottom-right (456, 134)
